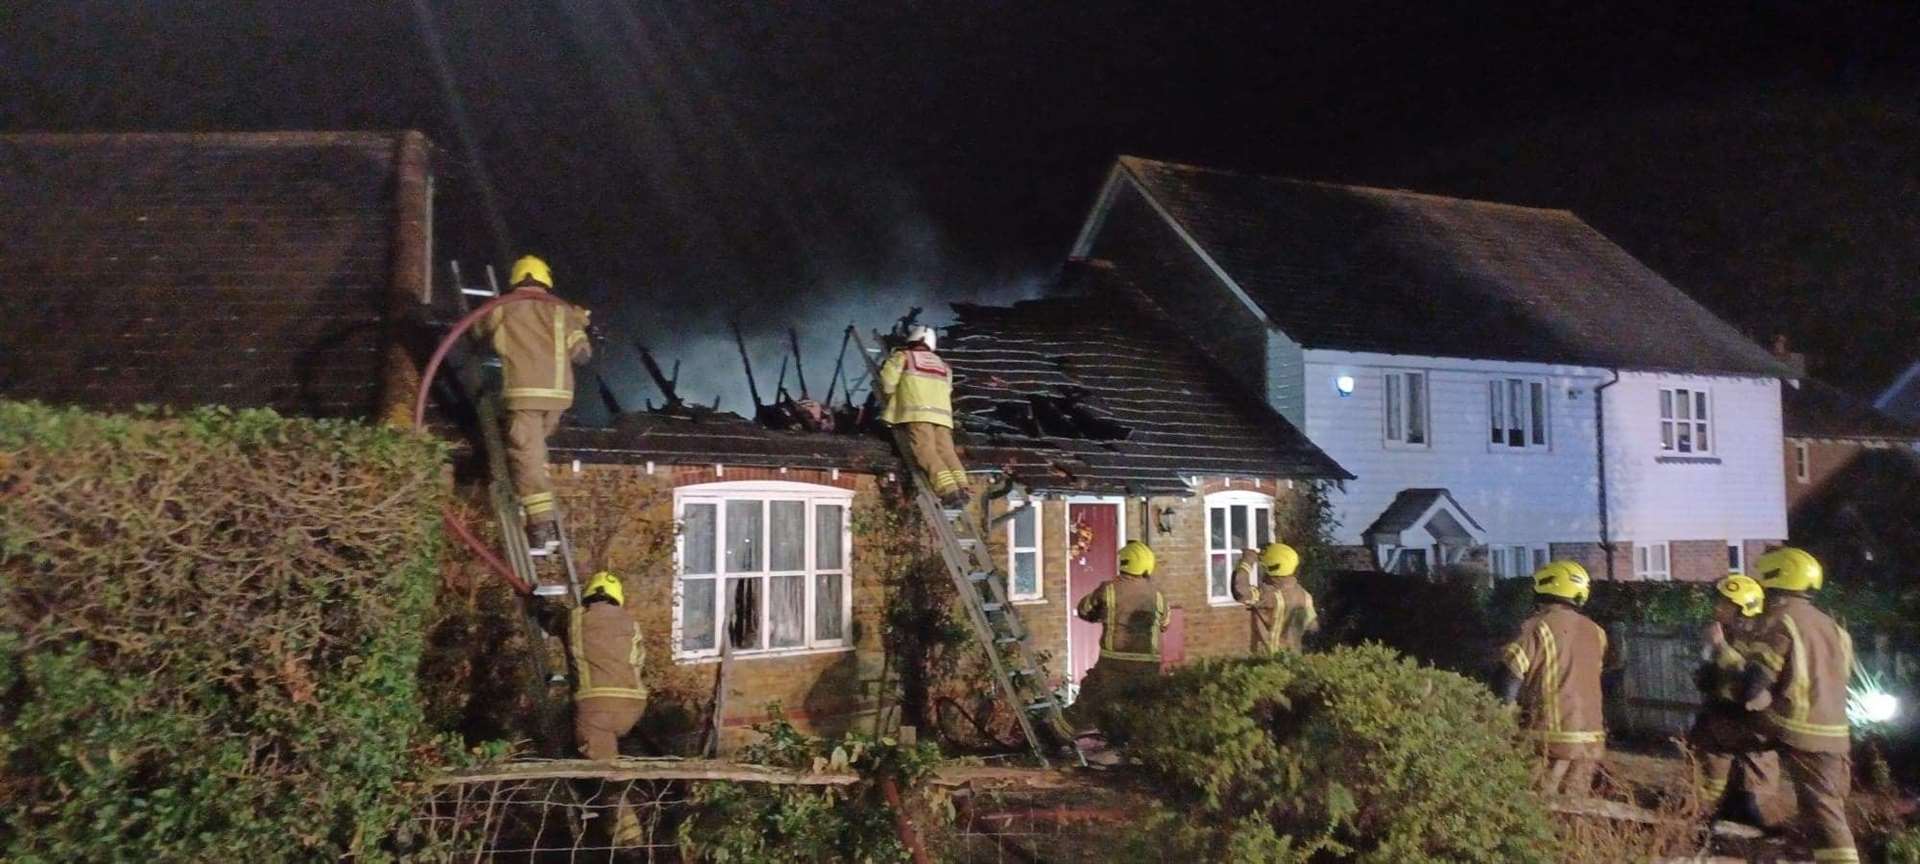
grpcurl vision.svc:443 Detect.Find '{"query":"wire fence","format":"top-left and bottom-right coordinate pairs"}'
top-left (411, 776), bottom-right (691, 862)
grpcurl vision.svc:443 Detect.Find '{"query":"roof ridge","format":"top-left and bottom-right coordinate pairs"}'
top-left (1117, 154), bottom-right (1580, 219)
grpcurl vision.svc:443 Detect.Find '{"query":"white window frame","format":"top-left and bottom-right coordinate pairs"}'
top-left (1004, 496), bottom-right (1044, 603)
top-left (672, 480), bottom-right (854, 662)
top-left (1659, 387), bottom-right (1713, 454)
top-left (1204, 490), bottom-right (1275, 606)
top-left (1487, 543), bottom-right (1550, 578)
top-left (1634, 541), bottom-right (1672, 582)
top-left (1383, 370), bottom-right (1431, 449)
top-left (1488, 377), bottom-right (1550, 451)
top-left (1728, 542), bottom-right (1745, 574)
top-left (1793, 441), bottom-right (1810, 483)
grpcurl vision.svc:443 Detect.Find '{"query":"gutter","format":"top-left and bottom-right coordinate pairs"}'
top-left (1594, 369), bottom-right (1621, 580)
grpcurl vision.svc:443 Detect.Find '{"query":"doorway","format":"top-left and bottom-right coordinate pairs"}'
top-left (1066, 499), bottom-right (1123, 694)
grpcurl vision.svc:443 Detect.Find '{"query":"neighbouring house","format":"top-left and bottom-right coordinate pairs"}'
top-left (1777, 365), bottom-right (1920, 593)
top-left (1066, 155), bottom-right (1795, 582)
top-left (536, 278), bottom-right (1349, 742)
top-left (0, 131), bottom-right (438, 422)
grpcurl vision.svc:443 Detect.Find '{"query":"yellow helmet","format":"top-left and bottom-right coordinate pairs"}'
top-left (1118, 540), bottom-right (1156, 576)
top-left (1257, 542), bottom-right (1300, 578)
top-left (584, 571), bottom-right (624, 605)
top-left (1754, 547), bottom-right (1823, 593)
top-left (510, 255), bottom-right (552, 288)
top-left (1715, 574), bottom-right (1765, 618)
top-left (1531, 560), bottom-right (1592, 606)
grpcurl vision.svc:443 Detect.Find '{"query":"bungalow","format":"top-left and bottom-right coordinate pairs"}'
top-left (1068, 156), bottom-right (1796, 582)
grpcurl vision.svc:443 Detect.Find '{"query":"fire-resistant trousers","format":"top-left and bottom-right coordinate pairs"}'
top-left (506, 408), bottom-right (564, 525)
top-left (574, 695), bottom-right (645, 761)
top-left (1537, 758), bottom-right (1600, 798)
top-left (895, 423), bottom-right (966, 496)
top-left (1783, 749), bottom-right (1857, 862)
top-left (1690, 707), bottom-right (1781, 816)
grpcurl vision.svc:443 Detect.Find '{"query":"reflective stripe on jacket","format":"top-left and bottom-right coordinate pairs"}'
top-left (479, 285), bottom-right (591, 410)
top-left (1502, 603), bottom-right (1607, 756)
top-left (1230, 560), bottom-right (1316, 654)
top-left (1076, 576), bottom-right (1167, 662)
top-left (569, 603), bottom-right (646, 702)
top-left (878, 347), bottom-right (953, 427)
top-left (1757, 595), bottom-right (1853, 752)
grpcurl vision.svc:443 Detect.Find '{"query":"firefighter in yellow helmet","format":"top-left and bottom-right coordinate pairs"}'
top-left (473, 255), bottom-right (593, 561)
top-left (1736, 548), bottom-right (1858, 861)
top-left (1497, 560), bottom-right (1608, 796)
top-left (877, 324), bottom-right (968, 507)
top-left (1067, 540), bottom-right (1168, 736)
top-left (1689, 574), bottom-right (1782, 827)
top-left (537, 572), bottom-right (648, 847)
top-left (1230, 542), bottom-right (1318, 654)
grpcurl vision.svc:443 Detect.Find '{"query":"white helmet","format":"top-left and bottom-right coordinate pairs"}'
top-left (905, 324), bottom-right (936, 351)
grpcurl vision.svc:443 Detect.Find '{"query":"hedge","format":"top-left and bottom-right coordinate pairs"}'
top-left (0, 402), bottom-right (450, 862)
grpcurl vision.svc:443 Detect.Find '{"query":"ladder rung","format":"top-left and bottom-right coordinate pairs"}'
top-left (1010, 667), bottom-right (1040, 679)
top-left (995, 633), bottom-right (1023, 645)
top-left (966, 570), bottom-right (991, 582)
top-left (980, 602), bottom-right (1002, 613)
top-left (955, 537), bottom-right (978, 549)
top-left (942, 508), bottom-right (965, 520)
top-left (1025, 700), bottom-right (1056, 713)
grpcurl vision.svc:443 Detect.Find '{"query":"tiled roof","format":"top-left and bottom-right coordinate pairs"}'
top-left (1783, 379), bottom-right (1920, 441)
top-left (548, 410), bottom-right (898, 473)
top-left (945, 275), bottom-right (1350, 496)
top-left (0, 132), bottom-right (423, 418)
top-left (1116, 156), bottom-right (1792, 378)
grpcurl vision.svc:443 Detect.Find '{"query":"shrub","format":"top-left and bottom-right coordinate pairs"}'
top-left (1104, 645), bottom-right (1556, 863)
top-left (0, 402), bottom-right (451, 862)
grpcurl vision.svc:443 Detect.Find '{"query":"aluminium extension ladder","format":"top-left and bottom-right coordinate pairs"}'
top-left (850, 328), bottom-right (1084, 768)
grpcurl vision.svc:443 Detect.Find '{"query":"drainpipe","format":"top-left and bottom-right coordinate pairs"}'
top-left (1595, 370), bottom-right (1622, 580)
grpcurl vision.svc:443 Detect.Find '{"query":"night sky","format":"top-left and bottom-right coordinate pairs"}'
top-left (4, 1), bottom-right (1915, 410)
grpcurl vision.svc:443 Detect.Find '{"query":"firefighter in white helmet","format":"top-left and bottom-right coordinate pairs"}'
top-left (1498, 560), bottom-right (1608, 796)
top-left (877, 324), bottom-right (968, 507)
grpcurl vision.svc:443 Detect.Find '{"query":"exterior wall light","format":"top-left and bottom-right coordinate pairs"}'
top-left (1335, 374), bottom-right (1356, 397)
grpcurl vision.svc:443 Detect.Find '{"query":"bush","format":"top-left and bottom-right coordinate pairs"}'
top-left (0, 402), bottom-right (451, 862)
top-left (1104, 645), bottom-right (1556, 863)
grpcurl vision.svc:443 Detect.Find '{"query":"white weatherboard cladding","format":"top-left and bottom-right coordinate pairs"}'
top-left (1601, 372), bottom-right (1786, 543)
top-left (1267, 329), bottom-right (1306, 427)
top-left (1301, 351), bottom-right (1605, 547)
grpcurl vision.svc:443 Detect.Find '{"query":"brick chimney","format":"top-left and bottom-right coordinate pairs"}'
top-left (1770, 334), bottom-right (1807, 377)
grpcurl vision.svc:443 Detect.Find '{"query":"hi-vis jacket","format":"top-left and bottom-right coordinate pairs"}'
top-left (878, 347), bottom-right (953, 427)
top-left (568, 602), bottom-right (647, 702)
top-left (479, 285), bottom-right (592, 410)
top-left (1503, 602), bottom-right (1608, 759)
top-left (1747, 594), bottom-right (1853, 753)
top-left (1698, 616), bottom-right (1775, 705)
top-left (1076, 574), bottom-right (1169, 663)
top-left (1230, 562), bottom-right (1317, 654)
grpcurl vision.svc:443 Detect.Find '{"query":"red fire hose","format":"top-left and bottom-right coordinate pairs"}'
top-left (413, 290), bottom-right (579, 597)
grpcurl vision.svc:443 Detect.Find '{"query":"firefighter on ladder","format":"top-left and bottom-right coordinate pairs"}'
top-left (1230, 542), bottom-right (1318, 654)
top-left (540, 571), bottom-right (647, 847)
top-left (877, 324), bottom-right (969, 508)
top-left (1067, 540), bottom-right (1168, 738)
top-left (1727, 548), bottom-right (1858, 862)
top-left (1689, 574), bottom-right (1782, 828)
top-left (474, 255), bottom-right (592, 558)
top-left (1498, 560), bottom-right (1608, 797)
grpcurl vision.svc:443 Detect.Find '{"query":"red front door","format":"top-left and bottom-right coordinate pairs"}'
top-left (1067, 501), bottom-right (1120, 688)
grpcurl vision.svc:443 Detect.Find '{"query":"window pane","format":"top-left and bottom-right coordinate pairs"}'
top-left (1677, 422), bottom-right (1693, 453)
top-left (769, 574), bottom-right (805, 648)
top-left (1012, 504), bottom-right (1035, 547)
top-left (1696, 421), bottom-right (1710, 452)
top-left (815, 504), bottom-right (844, 570)
top-left (1657, 545), bottom-right (1669, 570)
top-left (1728, 544), bottom-right (1743, 572)
top-left (1635, 547), bottom-right (1647, 571)
top-left (1660, 390), bottom-right (1673, 420)
top-left (1490, 382), bottom-right (1504, 444)
top-left (1532, 548), bottom-right (1549, 570)
top-left (1530, 382), bottom-right (1546, 444)
top-left (1210, 554), bottom-right (1229, 598)
top-left (1209, 507), bottom-right (1226, 552)
top-left (1508, 379), bottom-right (1524, 445)
top-left (1014, 551), bottom-right (1038, 597)
top-left (682, 577), bottom-right (716, 651)
top-left (1512, 547), bottom-right (1528, 577)
top-left (683, 503), bottom-right (716, 574)
top-left (1386, 374), bottom-right (1402, 440)
top-left (1675, 390), bottom-right (1692, 421)
top-left (1661, 420), bottom-right (1675, 450)
top-left (727, 577), bottom-right (762, 649)
top-left (1406, 374), bottom-right (1425, 443)
top-left (1230, 505), bottom-right (1249, 549)
top-left (1255, 508), bottom-right (1272, 547)
top-left (1695, 392), bottom-right (1709, 422)
top-left (725, 500), bottom-right (762, 573)
top-left (815, 573), bottom-right (844, 641)
top-left (770, 500), bottom-right (805, 571)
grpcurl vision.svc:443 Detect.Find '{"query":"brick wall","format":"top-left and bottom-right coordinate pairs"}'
top-left (1550, 541), bottom-right (1632, 581)
top-left (1785, 437), bottom-right (1879, 511)
top-left (1669, 539), bottom-right (1727, 583)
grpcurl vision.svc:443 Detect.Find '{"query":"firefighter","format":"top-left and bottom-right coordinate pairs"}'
top-left (1689, 574), bottom-right (1781, 826)
top-left (1067, 540), bottom-right (1169, 735)
top-left (877, 324), bottom-right (968, 507)
top-left (1743, 547), bottom-right (1858, 862)
top-left (544, 571), bottom-right (647, 847)
top-left (474, 255), bottom-right (592, 557)
top-left (1230, 542), bottom-right (1318, 654)
top-left (1498, 560), bottom-right (1607, 797)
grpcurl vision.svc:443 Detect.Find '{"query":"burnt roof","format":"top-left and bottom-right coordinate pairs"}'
top-left (548, 409), bottom-right (897, 473)
top-left (1115, 156), bottom-right (1792, 378)
top-left (0, 131), bottom-right (424, 419)
top-left (1783, 378), bottom-right (1920, 442)
top-left (945, 273), bottom-right (1350, 495)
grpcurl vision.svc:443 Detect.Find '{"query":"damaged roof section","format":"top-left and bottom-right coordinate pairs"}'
top-left (547, 408), bottom-right (897, 473)
top-left (945, 267), bottom-right (1350, 496)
